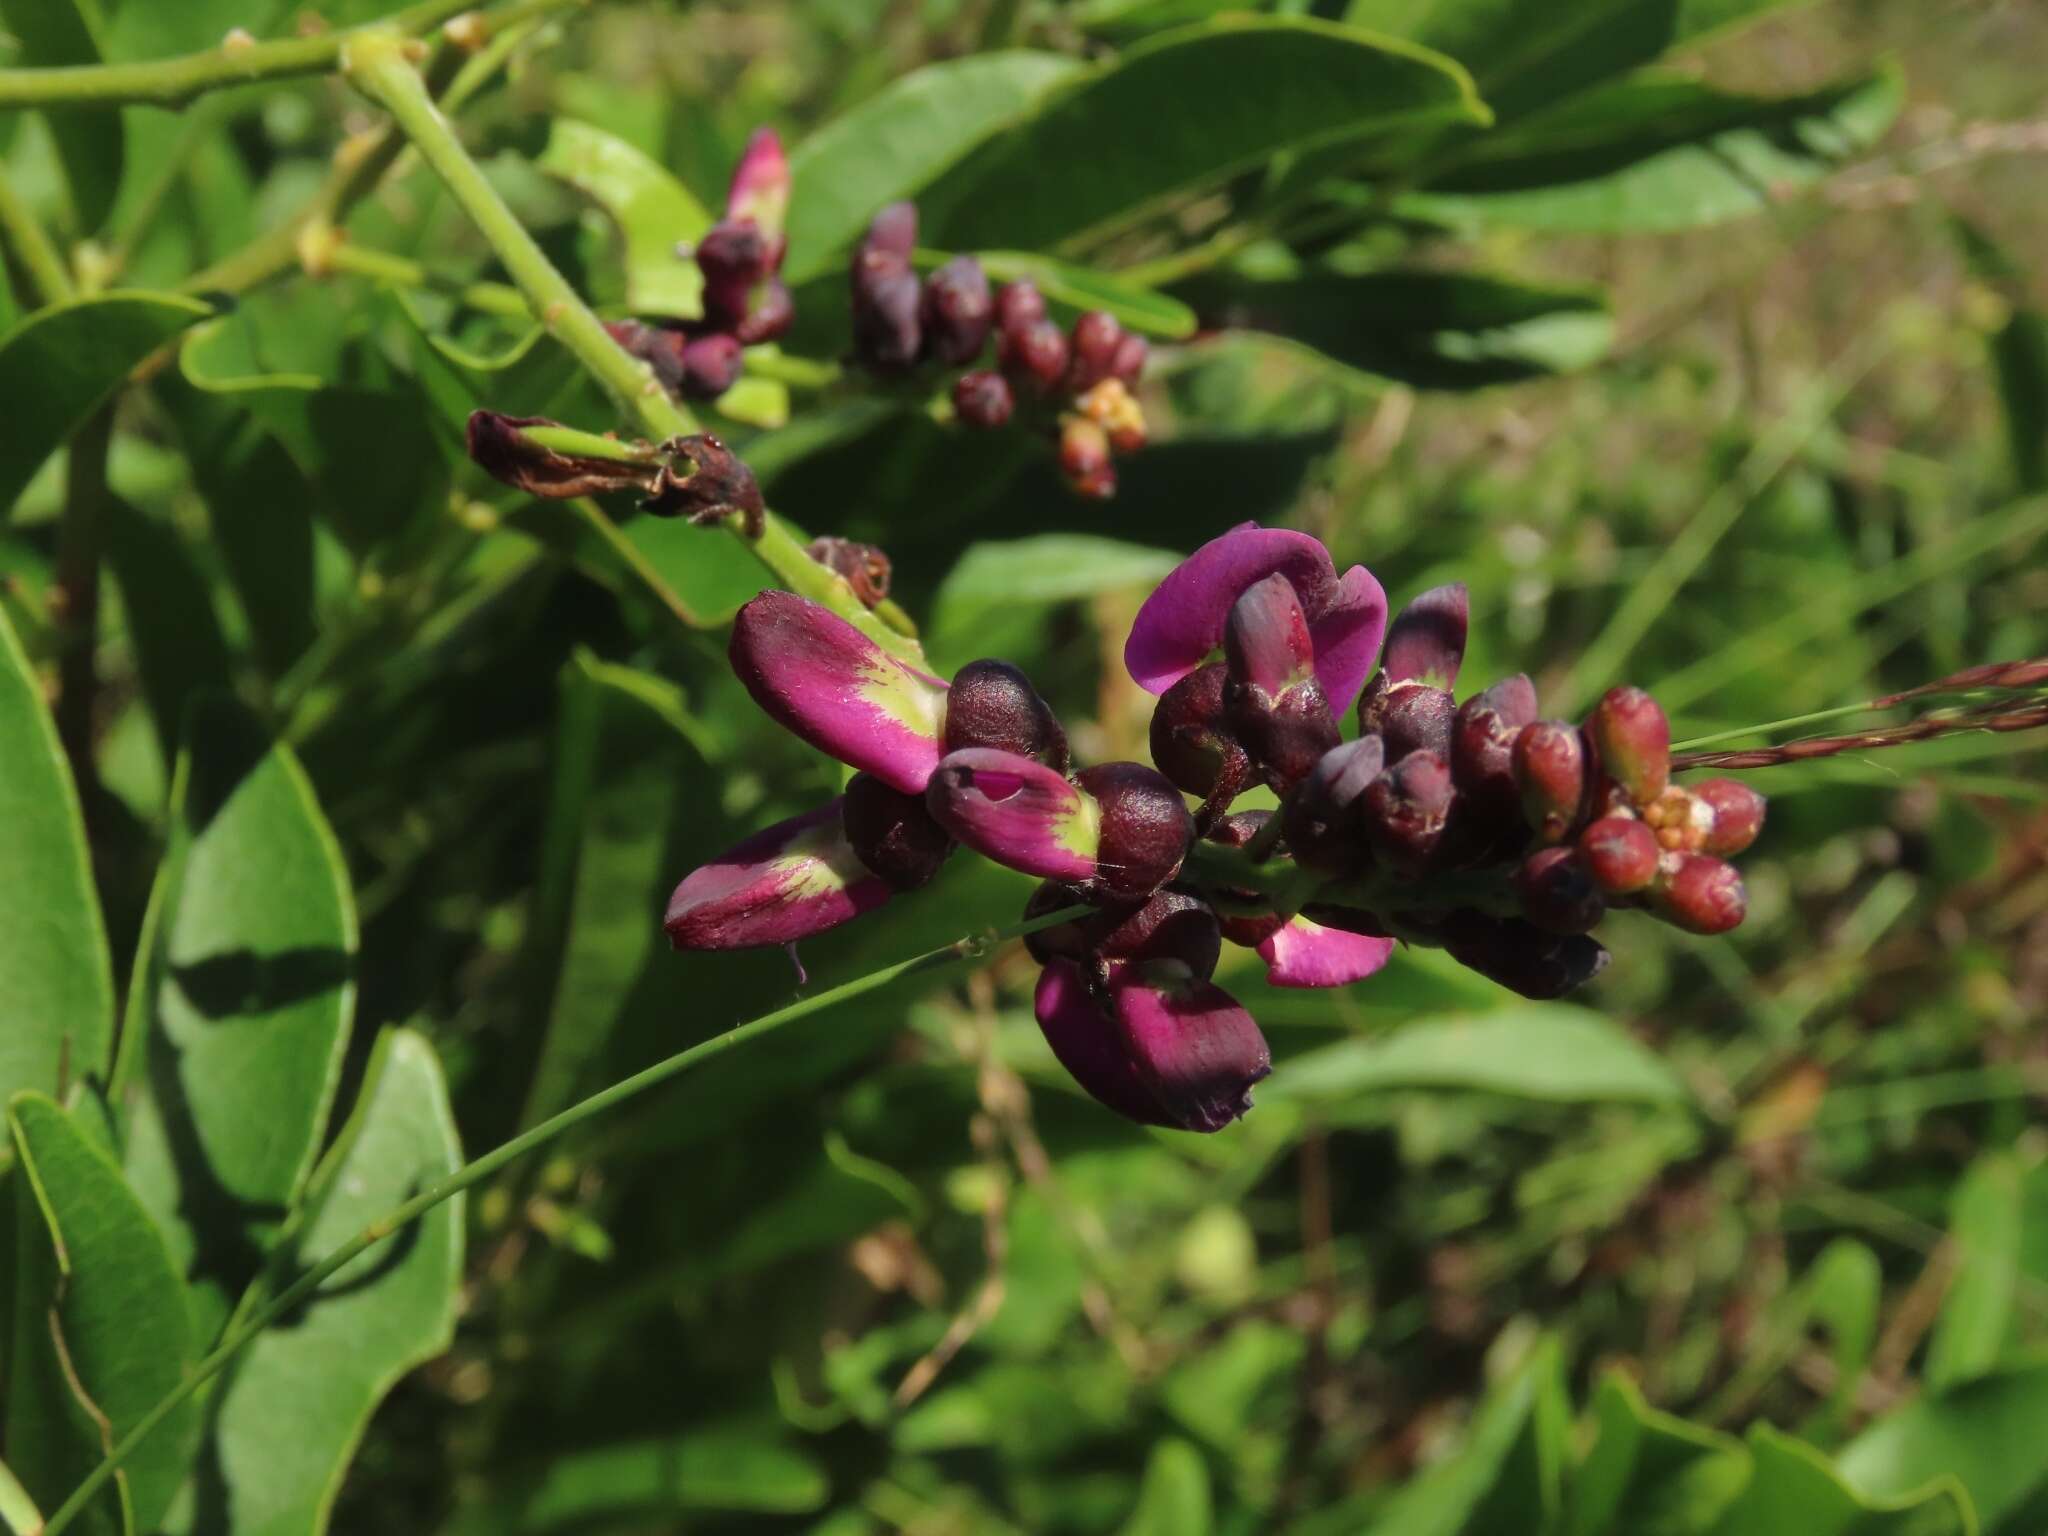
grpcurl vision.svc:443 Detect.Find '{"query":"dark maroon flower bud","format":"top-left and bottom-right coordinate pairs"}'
top-left (1514, 721), bottom-right (1588, 844)
top-left (1225, 573), bottom-right (1339, 789)
top-left (1443, 912), bottom-right (1610, 999)
top-left (807, 536), bottom-right (892, 609)
top-left (733, 277), bottom-right (794, 345)
top-left (1001, 318), bottom-right (1071, 394)
top-left (921, 255), bottom-right (993, 365)
top-left (1693, 778), bottom-right (1766, 856)
top-left (1149, 662), bottom-right (1252, 808)
top-left (1024, 883), bottom-right (1220, 978)
top-left (1111, 331), bottom-right (1148, 384)
top-left (695, 217), bottom-right (773, 326)
top-left (863, 200), bottom-right (917, 259)
top-left (851, 252), bottom-right (923, 371)
top-left (1067, 310), bottom-right (1124, 392)
top-left (952, 369), bottom-right (1014, 429)
top-left (1650, 853), bottom-right (1747, 934)
top-left (995, 279), bottom-right (1047, 335)
top-left (1451, 673), bottom-right (1539, 825)
top-left (1362, 748), bottom-right (1455, 876)
top-left (1577, 815), bottom-right (1660, 895)
top-left (1382, 583), bottom-right (1469, 691)
top-left (1059, 416), bottom-right (1116, 499)
top-left (842, 772), bottom-right (953, 891)
top-left (1514, 845), bottom-right (1605, 935)
top-left (1282, 735), bottom-right (1384, 874)
top-left (943, 658), bottom-right (1069, 772)
top-left (1107, 965), bottom-right (1269, 1133)
top-left (1374, 682), bottom-right (1455, 761)
top-left (676, 332), bottom-right (744, 399)
top-left (1588, 686), bottom-right (1672, 805)
top-left (1076, 761), bottom-right (1192, 901)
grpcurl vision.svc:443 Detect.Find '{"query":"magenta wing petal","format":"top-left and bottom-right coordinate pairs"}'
top-left (926, 748), bottom-right (1100, 881)
top-left (1108, 969), bottom-right (1271, 1133)
top-left (730, 591), bottom-right (947, 793)
top-left (664, 799), bottom-right (891, 950)
top-left (1381, 581), bottom-right (1468, 690)
top-left (1256, 916), bottom-right (1395, 989)
top-left (1306, 564), bottom-right (1388, 717)
top-left (1124, 524), bottom-right (1340, 696)
top-left (1033, 961), bottom-right (1172, 1127)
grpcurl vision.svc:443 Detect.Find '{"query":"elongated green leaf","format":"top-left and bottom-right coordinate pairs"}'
top-left (1956, 218), bottom-right (2048, 494)
top-left (0, 0), bottom-right (123, 233)
top-left (921, 17), bottom-right (1485, 252)
top-left (122, 699), bottom-right (356, 1344)
top-left (538, 119), bottom-right (709, 319)
top-left (1566, 1374), bottom-right (1748, 1536)
top-left (0, 1458), bottom-right (42, 1536)
top-left (1120, 1439), bottom-right (1212, 1536)
top-left (7, 1093), bottom-right (199, 1536)
top-left (1927, 1153), bottom-right (2025, 1390)
top-left (0, 292), bottom-right (212, 517)
top-left (1178, 268), bottom-right (1612, 387)
top-left (0, 606), bottom-right (113, 1104)
top-left (1708, 1426), bottom-right (1970, 1536)
top-left (783, 51), bottom-right (1083, 282)
top-left (101, 498), bottom-right (233, 762)
top-left (974, 250), bottom-right (1196, 338)
top-left (187, 1029), bottom-right (462, 1536)
top-left (1269, 1007), bottom-right (1690, 1105)
top-left (1840, 1364), bottom-right (2048, 1531)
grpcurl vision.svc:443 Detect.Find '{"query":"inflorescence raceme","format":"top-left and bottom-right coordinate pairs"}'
top-left (663, 524), bottom-right (1768, 1135)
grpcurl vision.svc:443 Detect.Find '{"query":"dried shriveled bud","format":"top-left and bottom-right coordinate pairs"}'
top-left (645, 433), bottom-right (765, 534)
top-left (1077, 761), bottom-right (1193, 901)
top-left (952, 369), bottom-right (1014, 429)
top-left (1059, 416), bottom-right (1116, 499)
top-left (944, 659), bottom-right (1069, 772)
top-left (1024, 884), bottom-right (1220, 978)
top-left (1589, 686), bottom-right (1672, 805)
top-left (995, 279), bottom-right (1047, 335)
top-left (806, 536), bottom-right (892, 609)
top-left (465, 412), bottom-right (662, 501)
top-left (1149, 663), bottom-right (1252, 807)
top-left (1067, 310), bottom-right (1124, 393)
top-left (921, 255), bottom-right (993, 365)
top-left (1382, 583), bottom-right (1469, 690)
top-left (1650, 853), bottom-right (1747, 935)
top-left (928, 748), bottom-right (1099, 881)
top-left (1362, 748), bottom-right (1455, 876)
top-left (1225, 573), bottom-right (1339, 789)
top-left (1282, 736), bottom-right (1384, 874)
top-left (1694, 778), bottom-right (1766, 856)
top-left (1514, 721), bottom-right (1588, 844)
top-left (842, 772), bottom-right (952, 890)
top-left (1003, 318), bottom-right (1071, 394)
top-left (1514, 845), bottom-right (1604, 935)
top-left (1577, 815), bottom-right (1660, 895)
top-left (1443, 912), bottom-right (1610, 1000)
top-left (665, 800), bottom-right (890, 949)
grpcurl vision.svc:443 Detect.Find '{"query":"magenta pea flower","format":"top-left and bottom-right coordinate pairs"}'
top-left (665, 799), bottom-right (891, 950)
top-left (729, 591), bottom-right (949, 794)
top-left (1255, 916), bottom-right (1395, 989)
top-left (1125, 523), bottom-right (1387, 717)
top-left (926, 748), bottom-right (1100, 882)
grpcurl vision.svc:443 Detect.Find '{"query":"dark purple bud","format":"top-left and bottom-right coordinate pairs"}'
top-left (1382, 583), bottom-right (1469, 690)
top-left (1033, 960), bottom-right (1174, 1127)
top-left (1514, 846), bottom-right (1604, 935)
top-left (996, 279), bottom-right (1047, 334)
top-left (733, 277), bottom-right (794, 345)
top-left (1514, 721), bottom-right (1588, 844)
top-left (1362, 748), bottom-right (1455, 876)
top-left (1076, 762), bottom-right (1192, 901)
top-left (1451, 674), bottom-right (1538, 804)
top-left (1226, 573), bottom-right (1339, 789)
top-left (1373, 683), bottom-right (1455, 762)
top-left (842, 772), bottom-right (953, 891)
top-left (1588, 686), bottom-right (1671, 805)
top-left (1282, 736), bottom-right (1384, 874)
top-left (1577, 815), bottom-right (1660, 895)
top-left (1024, 884), bottom-right (1220, 978)
top-left (944, 659), bottom-right (1069, 772)
top-left (952, 369), bottom-right (1014, 429)
top-left (806, 536), bottom-right (892, 609)
top-left (1443, 912), bottom-right (1610, 999)
top-left (1059, 416), bottom-right (1116, 500)
top-left (1067, 310), bottom-right (1124, 393)
top-left (1111, 331), bottom-right (1148, 384)
top-left (921, 255), bottom-right (993, 365)
top-left (1002, 318), bottom-right (1071, 394)
top-left (851, 251), bottom-right (922, 371)
top-left (1650, 853), bottom-right (1747, 934)
top-left (1149, 662), bottom-right (1252, 807)
top-left (1694, 778), bottom-right (1766, 856)
top-left (695, 218), bottom-right (772, 326)
top-left (677, 333), bottom-right (744, 399)
top-left (1107, 967), bottom-right (1270, 1133)
top-left (862, 200), bottom-right (917, 259)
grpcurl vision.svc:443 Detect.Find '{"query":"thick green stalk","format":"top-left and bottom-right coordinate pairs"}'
top-left (343, 33), bottom-right (925, 661)
top-left (42, 903), bottom-right (1086, 1536)
top-left (0, 0), bottom-right (472, 110)
top-left (0, 167), bottom-right (75, 306)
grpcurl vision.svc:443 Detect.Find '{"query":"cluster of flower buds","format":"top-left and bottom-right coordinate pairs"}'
top-left (665, 524), bottom-right (1768, 1136)
top-left (847, 202), bottom-right (1149, 498)
top-left (608, 129), bottom-right (795, 402)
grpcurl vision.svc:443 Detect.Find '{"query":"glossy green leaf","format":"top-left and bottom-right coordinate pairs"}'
top-left (1566, 1374), bottom-right (1748, 1536)
top-left (538, 119), bottom-right (710, 319)
top-left (0, 605), bottom-right (114, 1104)
top-left (974, 250), bottom-right (1197, 338)
top-left (1177, 268), bottom-right (1612, 387)
top-left (7, 1093), bottom-right (199, 1536)
top-left (1268, 1007), bottom-right (1691, 1105)
top-left (1841, 1363), bottom-right (2048, 1531)
top-left (1406, 69), bottom-right (1903, 234)
top-left (783, 51), bottom-right (1083, 283)
top-left (122, 698), bottom-right (356, 1344)
top-left (0, 292), bottom-right (212, 517)
top-left (1707, 1425), bottom-right (1970, 1536)
top-left (1927, 1152), bottom-right (2025, 1390)
top-left (0, 0), bottom-right (123, 233)
top-left (921, 17), bottom-right (1485, 252)
top-left (101, 498), bottom-right (233, 762)
top-left (931, 533), bottom-right (1181, 624)
top-left (448, 1430), bottom-right (829, 1531)
top-left (1120, 1439), bottom-right (1212, 1536)
top-left (186, 1029), bottom-right (462, 1536)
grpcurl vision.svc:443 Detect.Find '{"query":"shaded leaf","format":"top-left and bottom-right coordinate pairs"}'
top-left (538, 119), bottom-right (710, 319)
top-left (1927, 1152), bottom-right (2024, 1391)
top-left (1566, 1373), bottom-right (1748, 1536)
top-left (0, 0), bottom-right (123, 233)
top-left (1955, 217), bottom-right (2048, 493)
top-left (1120, 1438), bottom-right (1212, 1536)
top-left (1839, 1364), bottom-right (2048, 1532)
top-left (101, 498), bottom-right (233, 763)
top-left (1708, 1425), bottom-right (1970, 1536)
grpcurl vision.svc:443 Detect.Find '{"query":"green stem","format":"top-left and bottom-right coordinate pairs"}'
top-left (321, 239), bottom-right (529, 317)
top-left (42, 902), bottom-right (1084, 1536)
top-left (344, 33), bottom-right (925, 661)
top-left (0, 167), bottom-right (75, 306)
top-left (0, 0), bottom-right (473, 110)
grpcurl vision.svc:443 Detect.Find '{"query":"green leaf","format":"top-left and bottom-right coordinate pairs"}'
top-left (782, 51), bottom-right (1084, 283)
top-left (122, 699), bottom-right (356, 1344)
top-left (0, 0), bottom-right (123, 233)
top-left (101, 498), bottom-right (234, 763)
top-left (1566, 1374), bottom-right (1748, 1536)
top-left (0, 605), bottom-right (114, 1104)
top-left (0, 1458), bottom-right (43, 1536)
top-left (974, 250), bottom-right (1197, 338)
top-left (1707, 1425), bottom-right (1971, 1536)
top-left (1267, 1007), bottom-right (1691, 1106)
top-left (1955, 217), bottom-right (2048, 494)
top-left (1120, 1439), bottom-right (1212, 1536)
top-left (0, 292), bottom-right (212, 517)
top-left (1839, 1364), bottom-right (2048, 1532)
top-left (932, 533), bottom-right (1181, 624)
top-left (7, 1093), bottom-right (200, 1536)
top-left (1927, 1153), bottom-right (2025, 1390)
top-left (1405, 69), bottom-right (1903, 234)
top-left (921, 17), bottom-right (1486, 253)
top-left (1176, 268), bottom-right (1613, 387)
top-left (187, 1029), bottom-right (462, 1536)
top-left (537, 119), bottom-right (710, 320)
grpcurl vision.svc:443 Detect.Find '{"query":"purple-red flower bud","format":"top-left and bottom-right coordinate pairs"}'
top-left (1148, 663), bottom-right (1252, 807)
top-left (1693, 778), bottom-right (1766, 856)
top-left (927, 748), bottom-right (1099, 882)
top-left (1281, 735), bottom-right (1384, 874)
top-left (1514, 846), bottom-right (1605, 935)
top-left (952, 369), bottom-right (1014, 429)
top-left (1024, 884), bottom-right (1220, 978)
top-left (862, 200), bottom-right (917, 259)
top-left (943, 659), bottom-right (1069, 772)
top-left (851, 211), bottom-right (922, 371)
top-left (1075, 762), bottom-right (1193, 901)
top-left (677, 332), bottom-right (744, 399)
top-left (1381, 582), bottom-right (1469, 691)
top-left (995, 279), bottom-right (1047, 335)
top-left (1514, 721), bottom-right (1589, 844)
top-left (733, 277), bottom-right (794, 345)
top-left (1442, 912), bottom-right (1610, 1000)
top-left (665, 799), bottom-right (890, 950)
top-left (695, 218), bottom-right (773, 327)
top-left (1577, 815), bottom-right (1660, 895)
top-left (1111, 331), bottom-right (1148, 385)
top-left (1003, 318), bottom-right (1071, 394)
top-left (1451, 674), bottom-right (1538, 811)
top-left (921, 255), bottom-right (993, 365)
top-left (1033, 960), bottom-right (1176, 1128)
top-left (1588, 686), bottom-right (1672, 805)
top-left (1066, 310), bottom-right (1124, 393)
top-left (1107, 966), bottom-right (1270, 1133)
top-left (1365, 680), bottom-right (1456, 762)
top-left (1225, 573), bottom-right (1339, 789)
top-left (1362, 748), bottom-right (1455, 875)
top-left (842, 772), bottom-right (953, 891)
top-left (1650, 853), bottom-right (1747, 934)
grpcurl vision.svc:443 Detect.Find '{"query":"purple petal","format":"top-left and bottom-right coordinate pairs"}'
top-left (1224, 573), bottom-right (1316, 700)
top-left (726, 127), bottom-right (789, 244)
top-left (665, 799), bottom-right (890, 950)
top-left (730, 591), bottom-right (948, 794)
top-left (1033, 961), bottom-right (1172, 1127)
top-left (1109, 969), bottom-right (1271, 1133)
top-left (1124, 524), bottom-right (1340, 696)
top-left (1382, 582), bottom-right (1468, 690)
top-left (925, 748), bottom-right (1099, 881)
top-left (1256, 916), bottom-right (1395, 989)
top-left (1306, 565), bottom-right (1388, 717)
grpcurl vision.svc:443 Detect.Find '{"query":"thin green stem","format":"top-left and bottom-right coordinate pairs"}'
top-left (344, 33), bottom-right (925, 660)
top-left (321, 239), bottom-right (529, 317)
top-left (42, 902), bottom-right (1084, 1536)
top-left (0, 168), bottom-right (75, 307)
top-left (0, 0), bottom-right (472, 110)
top-left (1671, 700), bottom-right (1886, 753)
